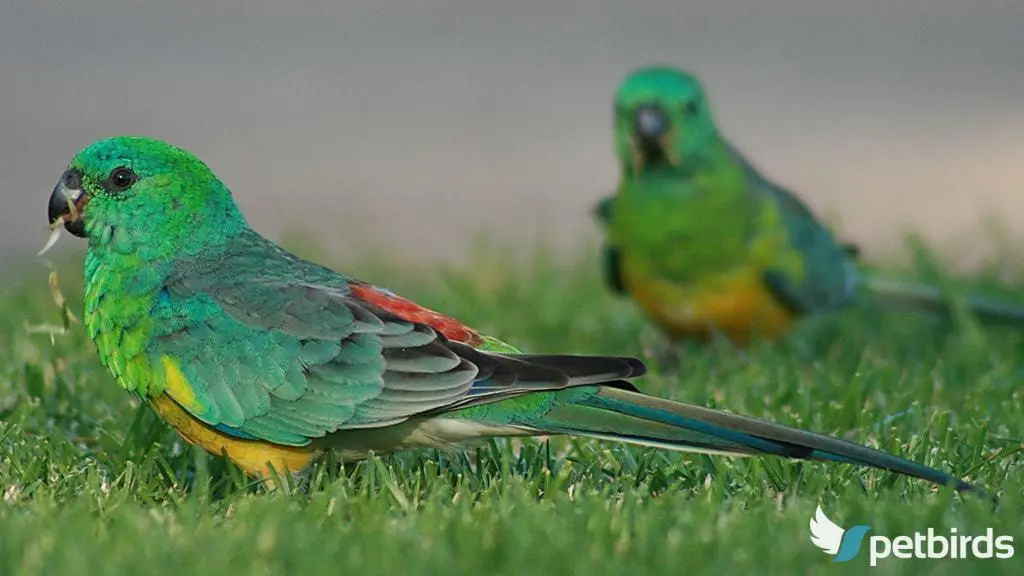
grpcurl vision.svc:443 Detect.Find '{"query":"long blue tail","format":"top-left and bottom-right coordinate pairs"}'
top-left (860, 271), bottom-right (1024, 327)
top-left (505, 386), bottom-right (978, 494)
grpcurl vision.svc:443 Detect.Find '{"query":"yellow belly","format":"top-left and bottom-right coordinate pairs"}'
top-left (623, 259), bottom-right (797, 346)
top-left (149, 394), bottom-right (319, 480)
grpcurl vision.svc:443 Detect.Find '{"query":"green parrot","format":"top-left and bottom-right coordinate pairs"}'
top-left (596, 65), bottom-right (1024, 345)
top-left (44, 135), bottom-right (979, 493)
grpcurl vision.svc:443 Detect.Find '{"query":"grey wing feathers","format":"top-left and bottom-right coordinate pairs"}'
top-left (724, 139), bottom-right (859, 313)
top-left (155, 232), bottom-right (645, 444)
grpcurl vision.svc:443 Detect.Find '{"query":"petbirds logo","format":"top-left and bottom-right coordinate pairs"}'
top-left (809, 506), bottom-right (873, 563)
top-left (809, 506), bottom-right (1015, 567)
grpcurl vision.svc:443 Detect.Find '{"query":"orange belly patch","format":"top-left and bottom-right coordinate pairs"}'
top-left (624, 265), bottom-right (796, 346)
top-left (149, 394), bottom-right (319, 480)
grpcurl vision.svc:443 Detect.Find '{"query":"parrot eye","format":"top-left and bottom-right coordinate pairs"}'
top-left (107, 167), bottom-right (138, 192)
top-left (683, 100), bottom-right (700, 117)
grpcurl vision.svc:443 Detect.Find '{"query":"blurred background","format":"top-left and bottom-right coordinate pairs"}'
top-left (1, 1), bottom-right (1022, 270)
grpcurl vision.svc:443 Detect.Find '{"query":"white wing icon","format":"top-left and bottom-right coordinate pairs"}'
top-left (809, 505), bottom-right (845, 555)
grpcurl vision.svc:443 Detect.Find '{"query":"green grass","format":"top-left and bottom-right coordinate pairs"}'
top-left (1, 241), bottom-right (1022, 575)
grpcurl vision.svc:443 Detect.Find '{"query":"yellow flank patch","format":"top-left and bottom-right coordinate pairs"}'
top-left (161, 355), bottom-right (202, 415)
top-left (619, 196), bottom-right (808, 346)
top-left (624, 258), bottom-right (797, 346)
top-left (150, 394), bottom-right (318, 480)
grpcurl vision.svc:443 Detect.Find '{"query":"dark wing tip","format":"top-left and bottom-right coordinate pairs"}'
top-left (511, 353), bottom-right (647, 382)
top-left (621, 356), bottom-right (647, 378)
top-left (601, 379), bottom-right (642, 393)
top-left (762, 269), bottom-right (809, 315)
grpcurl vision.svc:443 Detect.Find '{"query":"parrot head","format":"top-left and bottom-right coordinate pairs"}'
top-left (46, 136), bottom-right (245, 259)
top-left (613, 66), bottom-right (719, 175)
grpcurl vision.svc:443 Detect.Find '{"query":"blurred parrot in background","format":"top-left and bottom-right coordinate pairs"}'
top-left (43, 136), bottom-right (980, 494)
top-left (596, 66), bottom-right (1024, 346)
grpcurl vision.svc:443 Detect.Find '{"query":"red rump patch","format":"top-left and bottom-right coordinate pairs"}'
top-left (350, 282), bottom-right (484, 346)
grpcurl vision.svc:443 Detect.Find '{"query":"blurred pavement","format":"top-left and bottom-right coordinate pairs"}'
top-left (1, 1), bottom-right (1022, 269)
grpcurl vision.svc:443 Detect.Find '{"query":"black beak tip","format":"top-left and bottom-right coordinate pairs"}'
top-left (47, 179), bottom-right (88, 238)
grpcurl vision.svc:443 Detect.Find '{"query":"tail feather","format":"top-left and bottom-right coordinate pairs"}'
top-left (514, 386), bottom-right (977, 493)
top-left (861, 273), bottom-right (1024, 327)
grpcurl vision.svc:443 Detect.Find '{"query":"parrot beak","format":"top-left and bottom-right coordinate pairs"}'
top-left (634, 105), bottom-right (668, 142)
top-left (48, 168), bottom-right (89, 238)
top-left (631, 105), bottom-right (673, 169)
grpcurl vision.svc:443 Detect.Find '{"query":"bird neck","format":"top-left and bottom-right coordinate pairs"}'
top-left (82, 245), bottom-right (168, 397)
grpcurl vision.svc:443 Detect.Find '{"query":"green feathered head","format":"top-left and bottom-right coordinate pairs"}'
top-left (613, 66), bottom-right (720, 176)
top-left (46, 136), bottom-right (246, 260)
